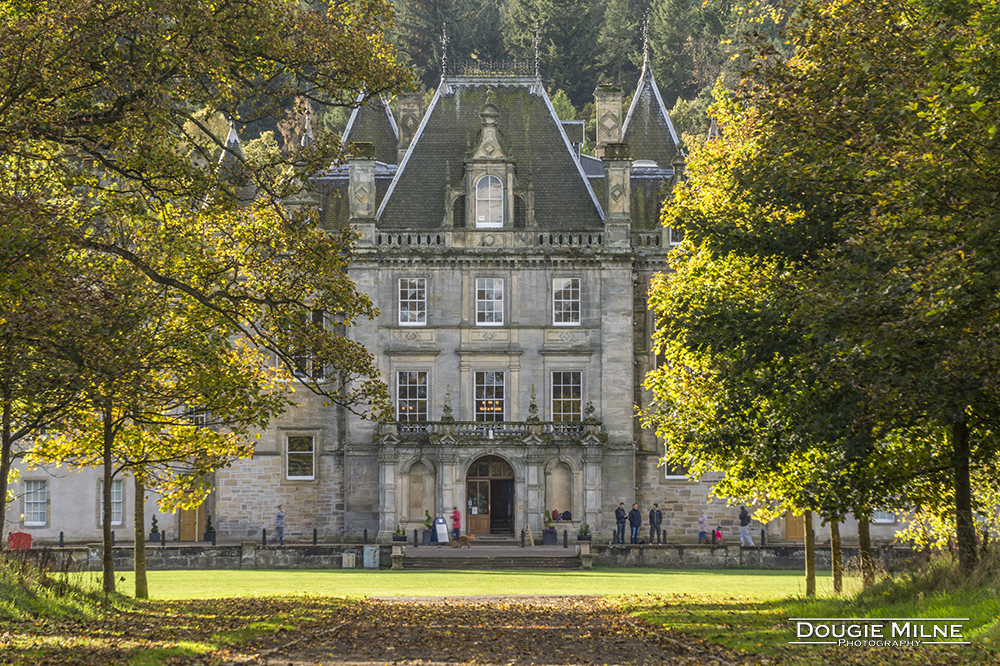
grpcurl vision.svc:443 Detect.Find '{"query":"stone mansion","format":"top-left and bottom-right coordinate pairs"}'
top-left (6, 55), bottom-right (903, 547)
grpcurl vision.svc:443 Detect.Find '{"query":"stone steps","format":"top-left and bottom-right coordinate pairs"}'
top-left (403, 556), bottom-right (581, 570)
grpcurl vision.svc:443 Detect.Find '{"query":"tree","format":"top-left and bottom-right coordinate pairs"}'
top-left (595, 0), bottom-right (644, 92)
top-left (647, 0), bottom-right (1000, 575)
top-left (1, 0), bottom-right (410, 522)
top-left (502, 0), bottom-right (603, 107)
top-left (392, 0), bottom-right (505, 89)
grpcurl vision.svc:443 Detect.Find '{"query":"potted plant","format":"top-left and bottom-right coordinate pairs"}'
top-left (423, 509), bottom-right (434, 545)
top-left (577, 523), bottom-right (592, 542)
top-left (203, 514), bottom-right (215, 542)
top-left (149, 515), bottom-right (160, 542)
top-left (542, 511), bottom-right (558, 545)
top-left (392, 524), bottom-right (408, 542)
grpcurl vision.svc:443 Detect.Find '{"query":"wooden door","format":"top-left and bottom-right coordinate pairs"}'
top-left (468, 480), bottom-right (490, 534)
top-left (178, 504), bottom-right (205, 542)
top-left (785, 511), bottom-right (805, 541)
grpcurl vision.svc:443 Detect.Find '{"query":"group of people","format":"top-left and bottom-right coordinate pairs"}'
top-left (614, 503), bottom-right (757, 546)
top-left (613, 502), bottom-right (665, 545)
top-left (271, 502), bottom-right (758, 547)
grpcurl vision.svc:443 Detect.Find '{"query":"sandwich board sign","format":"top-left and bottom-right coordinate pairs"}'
top-left (434, 516), bottom-right (450, 544)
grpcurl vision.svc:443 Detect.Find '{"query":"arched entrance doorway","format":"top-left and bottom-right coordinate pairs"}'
top-left (466, 455), bottom-right (514, 535)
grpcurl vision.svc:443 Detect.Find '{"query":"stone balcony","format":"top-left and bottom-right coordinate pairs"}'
top-left (374, 419), bottom-right (607, 446)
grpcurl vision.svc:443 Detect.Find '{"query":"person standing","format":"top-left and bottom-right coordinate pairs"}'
top-left (739, 505), bottom-right (755, 547)
top-left (271, 505), bottom-right (285, 546)
top-left (451, 507), bottom-right (462, 543)
top-left (628, 503), bottom-right (642, 544)
top-left (614, 502), bottom-right (627, 544)
top-left (698, 510), bottom-right (710, 544)
top-left (648, 503), bottom-right (663, 545)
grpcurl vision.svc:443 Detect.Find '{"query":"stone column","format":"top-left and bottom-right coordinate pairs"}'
top-left (583, 445), bottom-right (603, 534)
top-left (378, 448), bottom-right (398, 541)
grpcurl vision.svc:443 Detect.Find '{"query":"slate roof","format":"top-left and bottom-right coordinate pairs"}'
top-left (378, 79), bottom-right (604, 230)
top-left (622, 58), bottom-right (682, 169)
top-left (342, 94), bottom-right (399, 166)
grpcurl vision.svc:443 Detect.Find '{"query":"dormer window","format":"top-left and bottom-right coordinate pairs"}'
top-left (476, 175), bottom-right (503, 228)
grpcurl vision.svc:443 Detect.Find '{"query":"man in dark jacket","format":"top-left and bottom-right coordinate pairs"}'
top-left (614, 502), bottom-right (627, 544)
top-left (648, 503), bottom-right (663, 544)
top-left (628, 503), bottom-right (642, 544)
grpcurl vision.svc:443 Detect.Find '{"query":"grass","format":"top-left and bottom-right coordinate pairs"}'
top-left (621, 556), bottom-right (1000, 666)
top-left (7, 555), bottom-right (998, 665)
top-left (109, 567), bottom-right (839, 600)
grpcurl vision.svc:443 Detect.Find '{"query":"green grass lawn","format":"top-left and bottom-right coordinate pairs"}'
top-left (111, 567), bottom-right (841, 600)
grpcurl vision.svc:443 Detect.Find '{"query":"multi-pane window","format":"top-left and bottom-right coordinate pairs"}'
top-left (399, 278), bottom-right (427, 326)
top-left (551, 371), bottom-right (582, 422)
top-left (397, 371), bottom-right (428, 421)
top-left (669, 226), bottom-right (684, 245)
top-left (474, 371), bottom-right (505, 422)
top-left (286, 435), bottom-right (315, 480)
top-left (24, 480), bottom-right (46, 526)
top-left (476, 278), bottom-right (504, 326)
top-left (292, 309), bottom-right (326, 379)
top-left (475, 175), bottom-right (503, 228)
top-left (872, 509), bottom-right (896, 523)
top-left (553, 277), bottom-right (581, 325)
top-left (100, 479), bottom-right (123, 526)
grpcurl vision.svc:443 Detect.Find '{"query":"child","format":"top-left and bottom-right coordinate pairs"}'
top-left (713, 526), bottom-right (723, 545)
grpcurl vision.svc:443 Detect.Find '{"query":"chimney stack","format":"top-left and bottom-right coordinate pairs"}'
top-left (397, 93), bottom-right (424, 163)
top-left (594, 85), bottom-right (623, 159)
top-left (349, 142), bottom-right (377, 245)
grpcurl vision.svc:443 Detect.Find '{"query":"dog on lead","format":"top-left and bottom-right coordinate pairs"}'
top-left (452, 534), bottom-right (475, 548)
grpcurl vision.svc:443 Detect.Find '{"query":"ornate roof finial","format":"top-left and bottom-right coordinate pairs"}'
top-left (441, 23), bottom-right (449, 77)
top-left (533, 22), bottom-right (540, 77)
top-left (642, 13), bottom-right (650, 67)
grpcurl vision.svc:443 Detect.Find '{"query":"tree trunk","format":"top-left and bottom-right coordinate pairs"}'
top-left (831, 519), bottom-right (842, 595)
top-left (804, 509), bottom-right (815, 597)
top-left (857, 512), bottom-right (874, 588)
top-left (0, 392), bottom-right (12, 540)
top-left (101, 405), bottom-right (116, 595)
top-left (134, 477), bottom-right (148, 599)
top-left (952, 419), bottom-right (977, 574)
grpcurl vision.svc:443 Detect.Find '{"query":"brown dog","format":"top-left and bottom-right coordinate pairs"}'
top-left (451, 534), bottom-right (475, 548)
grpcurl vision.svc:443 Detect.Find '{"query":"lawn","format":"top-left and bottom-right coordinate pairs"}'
top-left (112, 567), bottom-right (840, 600)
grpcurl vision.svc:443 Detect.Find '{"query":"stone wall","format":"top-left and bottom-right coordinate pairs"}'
top-left (12, 544), bottom-right (391, 571)
top-left (593, 544), bottom-right (923, 571)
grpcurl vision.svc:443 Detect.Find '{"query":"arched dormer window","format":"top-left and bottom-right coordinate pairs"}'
top-left (475, 175), bottom-right (503, 228)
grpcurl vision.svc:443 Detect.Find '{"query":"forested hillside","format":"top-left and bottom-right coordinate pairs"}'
top-left (390, 0), bottom-right (794, 145)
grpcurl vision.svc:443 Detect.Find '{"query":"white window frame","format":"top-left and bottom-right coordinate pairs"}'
top-left (552, 277), bottom-right (581, 326)
top-left (397, 371), bottom-right (428, 422)
top-left (475, 278), bottom-right (504, 326)
top-left (100, 479), bottom-right (124, 526)
top-left (24, 480), bottom-right (47, 527)
top-left (475, 175), bottom-right (503, 228)
top-left (872, 509), bottom-right (896, 524)
top-left (292, 309), bottom-right (327, 379)
top-left (286, 434), bottom-right (316, 480)
top-left (399, 278), bottom-right (427, 326)
top-left (474, 371), bottom-right (505, 422)
top-left (550, 371), bottom-right (582, 422)
top-left (669, 226), bottom-right (684, 245)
